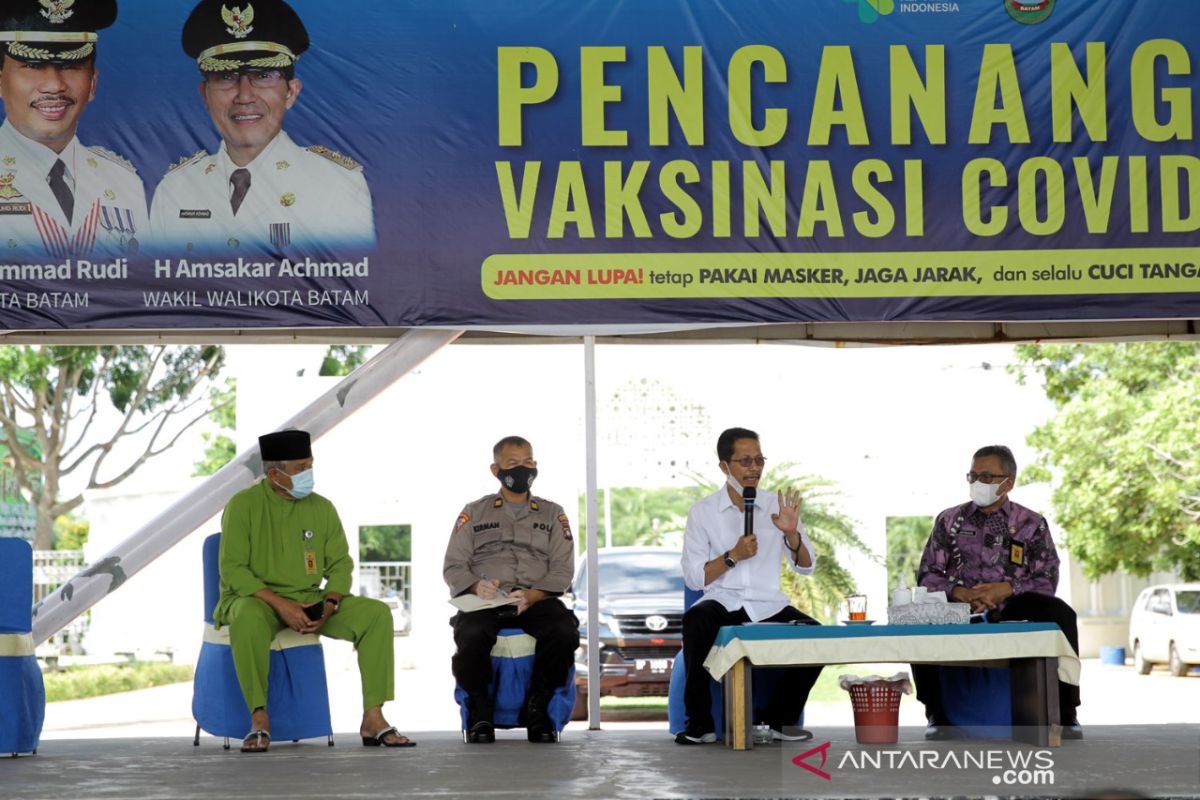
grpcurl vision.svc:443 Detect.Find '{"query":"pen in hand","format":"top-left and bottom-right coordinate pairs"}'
top-left (475, 574), bottom-right (502, 600)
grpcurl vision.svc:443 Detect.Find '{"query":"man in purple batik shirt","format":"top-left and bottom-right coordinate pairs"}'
top-left (913, 445), bottom-right (1082, 741)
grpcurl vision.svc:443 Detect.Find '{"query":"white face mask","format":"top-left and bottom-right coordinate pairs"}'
top-left (724, 469), bottom-right (744, 495)
top-left (969, 479), bottom-right (1005, 507)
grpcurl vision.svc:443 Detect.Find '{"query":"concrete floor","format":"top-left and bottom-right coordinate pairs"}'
top-left (5, 725), bottom-right (1198, 800)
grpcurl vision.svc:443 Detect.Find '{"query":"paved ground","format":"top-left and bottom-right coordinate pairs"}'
top-left (23, 645), bottom-right (1200, 799)
top-left (10, 727), bottom-right (1200, 800)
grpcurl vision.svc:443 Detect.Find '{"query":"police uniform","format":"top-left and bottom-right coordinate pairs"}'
top-left (149, 0), bottom-right (375, 252)
top-left (0, 1), bottom-right (147, 258)
top-left (443, 492), bottom-right (580, 741)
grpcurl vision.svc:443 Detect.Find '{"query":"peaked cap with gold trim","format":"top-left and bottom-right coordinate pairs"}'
top-left (0, 0), bottom-right (117, 63)
top-left (182, 0), bottom-right (308, 74)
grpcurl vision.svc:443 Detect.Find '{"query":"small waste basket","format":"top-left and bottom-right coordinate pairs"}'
top-left (1099, 646), bottom-right (1125, 666)
top-left (840, 673), bottom-right (912, 745)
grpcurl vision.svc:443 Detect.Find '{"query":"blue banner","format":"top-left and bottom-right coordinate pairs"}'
top-left (0, 0), bottom-right (1198, 330)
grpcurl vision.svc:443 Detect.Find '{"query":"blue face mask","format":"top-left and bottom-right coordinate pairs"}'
top-left (278, 468), bottom-right (314, 500)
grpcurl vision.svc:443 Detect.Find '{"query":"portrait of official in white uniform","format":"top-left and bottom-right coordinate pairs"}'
top-left (0, 0), bottom-right (147, 259)
top-left (150, 0), bottom-right (376, 253)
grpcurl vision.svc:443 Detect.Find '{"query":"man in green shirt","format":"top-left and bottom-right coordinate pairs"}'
top-left (217, 429), bottom-right (413, 752)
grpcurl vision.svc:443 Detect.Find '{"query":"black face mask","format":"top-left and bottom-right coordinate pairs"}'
top-left (497, 465), bottom-right (537, 494)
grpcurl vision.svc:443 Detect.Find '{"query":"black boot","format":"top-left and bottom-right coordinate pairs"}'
top-left (466, 693), bottom-right (495, 744)
top-left (524, 687), bottom-right (556, 743)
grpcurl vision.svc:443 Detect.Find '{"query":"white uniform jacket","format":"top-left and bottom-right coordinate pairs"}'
top-left (150, 131), bottom-right (375, 252)
top-left (0, 120), bottom-right (148, 259)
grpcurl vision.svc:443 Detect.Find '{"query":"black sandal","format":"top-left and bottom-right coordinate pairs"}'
top-left (362, 726), bottom-right (416, 747)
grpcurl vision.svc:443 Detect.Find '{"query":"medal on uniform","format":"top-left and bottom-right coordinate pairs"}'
top-left (270, 223), bottom-right (291, 249)
top-left (99, 206), bottom-right (136, 253)
top-left (0, 173), bottom-right (21, 200)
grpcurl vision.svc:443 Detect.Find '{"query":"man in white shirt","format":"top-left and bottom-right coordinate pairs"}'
top-left (676, 427), bottom-right (823, 745)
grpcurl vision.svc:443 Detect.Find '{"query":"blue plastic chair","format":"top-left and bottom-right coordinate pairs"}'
top-left (191, 533), bottom-right (333, 748)
top-left (938, 665), bottom-right (1012, 738)
top-left (667, 587), bottom-right (803, 737)
top-left (0, 538), bottom-right (45, 756)
top-left (453, 628), bottom-right (576, 741)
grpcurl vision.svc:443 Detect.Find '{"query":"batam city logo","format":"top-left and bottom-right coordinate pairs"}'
top-left (1004, 0), bottom-right (1056, 24)
top-left (842, 0), bottom-right (895, 24)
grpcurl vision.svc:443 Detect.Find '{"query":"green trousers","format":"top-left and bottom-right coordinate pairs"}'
top-left (225, 594), bottom-right (395, 713)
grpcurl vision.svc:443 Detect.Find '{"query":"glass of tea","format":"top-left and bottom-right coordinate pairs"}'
top-left (847, 594), bottom-right (868, 621)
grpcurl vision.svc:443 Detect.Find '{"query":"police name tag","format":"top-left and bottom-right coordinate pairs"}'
top-left (304, 551), bottom-right (318, 575)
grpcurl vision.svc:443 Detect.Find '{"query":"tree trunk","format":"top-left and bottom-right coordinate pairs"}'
top-left (33, 505), bottom-right (55, 550)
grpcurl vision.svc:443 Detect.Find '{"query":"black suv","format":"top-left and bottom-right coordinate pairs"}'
top-left (565, 546), bottom-right (684, 719)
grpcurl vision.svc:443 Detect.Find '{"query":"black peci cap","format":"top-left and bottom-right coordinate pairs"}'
top-left (0, 0), bottom-right (117, 63)
top-left (258, 429), bottom-right (312, 462)
top-left (182, 0), bottom-right (308, 73)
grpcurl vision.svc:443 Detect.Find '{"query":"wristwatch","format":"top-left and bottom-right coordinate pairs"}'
top-left (324, 597), bottom-right (340, 611)
top-left (723, 551), bottom-right (736, 569)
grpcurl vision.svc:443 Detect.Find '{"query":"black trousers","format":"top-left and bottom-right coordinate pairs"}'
top-left (912, 591), bottom-right (1081, 722)
top-left (451, 600), bottom-right (580, 696)
top-left (681, 600), bottom-right (823, 731)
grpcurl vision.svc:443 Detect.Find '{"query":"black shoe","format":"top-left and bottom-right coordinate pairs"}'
top-left (466, 720), bottom-right (495, 743)
top-left (466, 693), bottom-right (495, 743)
top-left (924, 713), bottom-right (953, 741)
top-left (524, 688), bottom-right (557, 744)
top-left (1062, 716), bottom-right (1083, 740)
top-left (674, 724), bottom-right (717, 745)
top-left (526, 723), bottom-right (556, 743)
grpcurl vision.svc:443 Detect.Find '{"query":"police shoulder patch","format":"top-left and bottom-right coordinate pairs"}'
top-left (306, 145), bottom-right (363, 171)
top-left (87, 146), bottom-right (138, 174)
top-left (166, 150), bottom-right (209, 174)
top-left (454, 512), bottom-right (470, 532)
top-left (558, 514), bottom-right (572, 541)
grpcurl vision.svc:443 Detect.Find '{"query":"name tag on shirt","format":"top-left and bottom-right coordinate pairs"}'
top-left (1010, 542), bottom-right (1024, 566)
top-left (304, 551), bottom-right (318, 575)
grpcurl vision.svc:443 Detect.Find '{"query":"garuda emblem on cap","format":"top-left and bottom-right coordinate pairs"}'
top-left (221, 4), bottom-right (254, 39)
top-left (39, 0), bottom-right (76, 24)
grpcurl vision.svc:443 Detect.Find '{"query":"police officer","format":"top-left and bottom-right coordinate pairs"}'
top-left (0, 0), bottom-right (147, 258)
top-left (150, 0), bottom-right (375, 253)
top-left (443, 435), bottom-right (579, 744)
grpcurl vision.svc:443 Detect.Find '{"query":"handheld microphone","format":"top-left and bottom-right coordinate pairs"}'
top-left (742, 486), bottom-right (756, 537)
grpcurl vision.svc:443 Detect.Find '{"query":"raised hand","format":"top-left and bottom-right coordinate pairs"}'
top-left (771, 487), bottom-right (804, 534)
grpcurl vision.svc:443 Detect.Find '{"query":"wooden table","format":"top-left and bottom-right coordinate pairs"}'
top-left (703, 622), bottom-right (1080, 750)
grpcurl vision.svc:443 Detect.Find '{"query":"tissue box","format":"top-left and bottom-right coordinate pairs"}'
top-left (887, 601), bottom-right (971, 625)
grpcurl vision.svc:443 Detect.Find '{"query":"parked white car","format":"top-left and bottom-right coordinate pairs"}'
top-left (1128, 583), bottom-right (1200, 676)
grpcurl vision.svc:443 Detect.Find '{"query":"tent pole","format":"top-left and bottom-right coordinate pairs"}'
top-left (31, 328), bottom-right (463, 645)
top-left (584, 335), bottom-right (601, 730)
